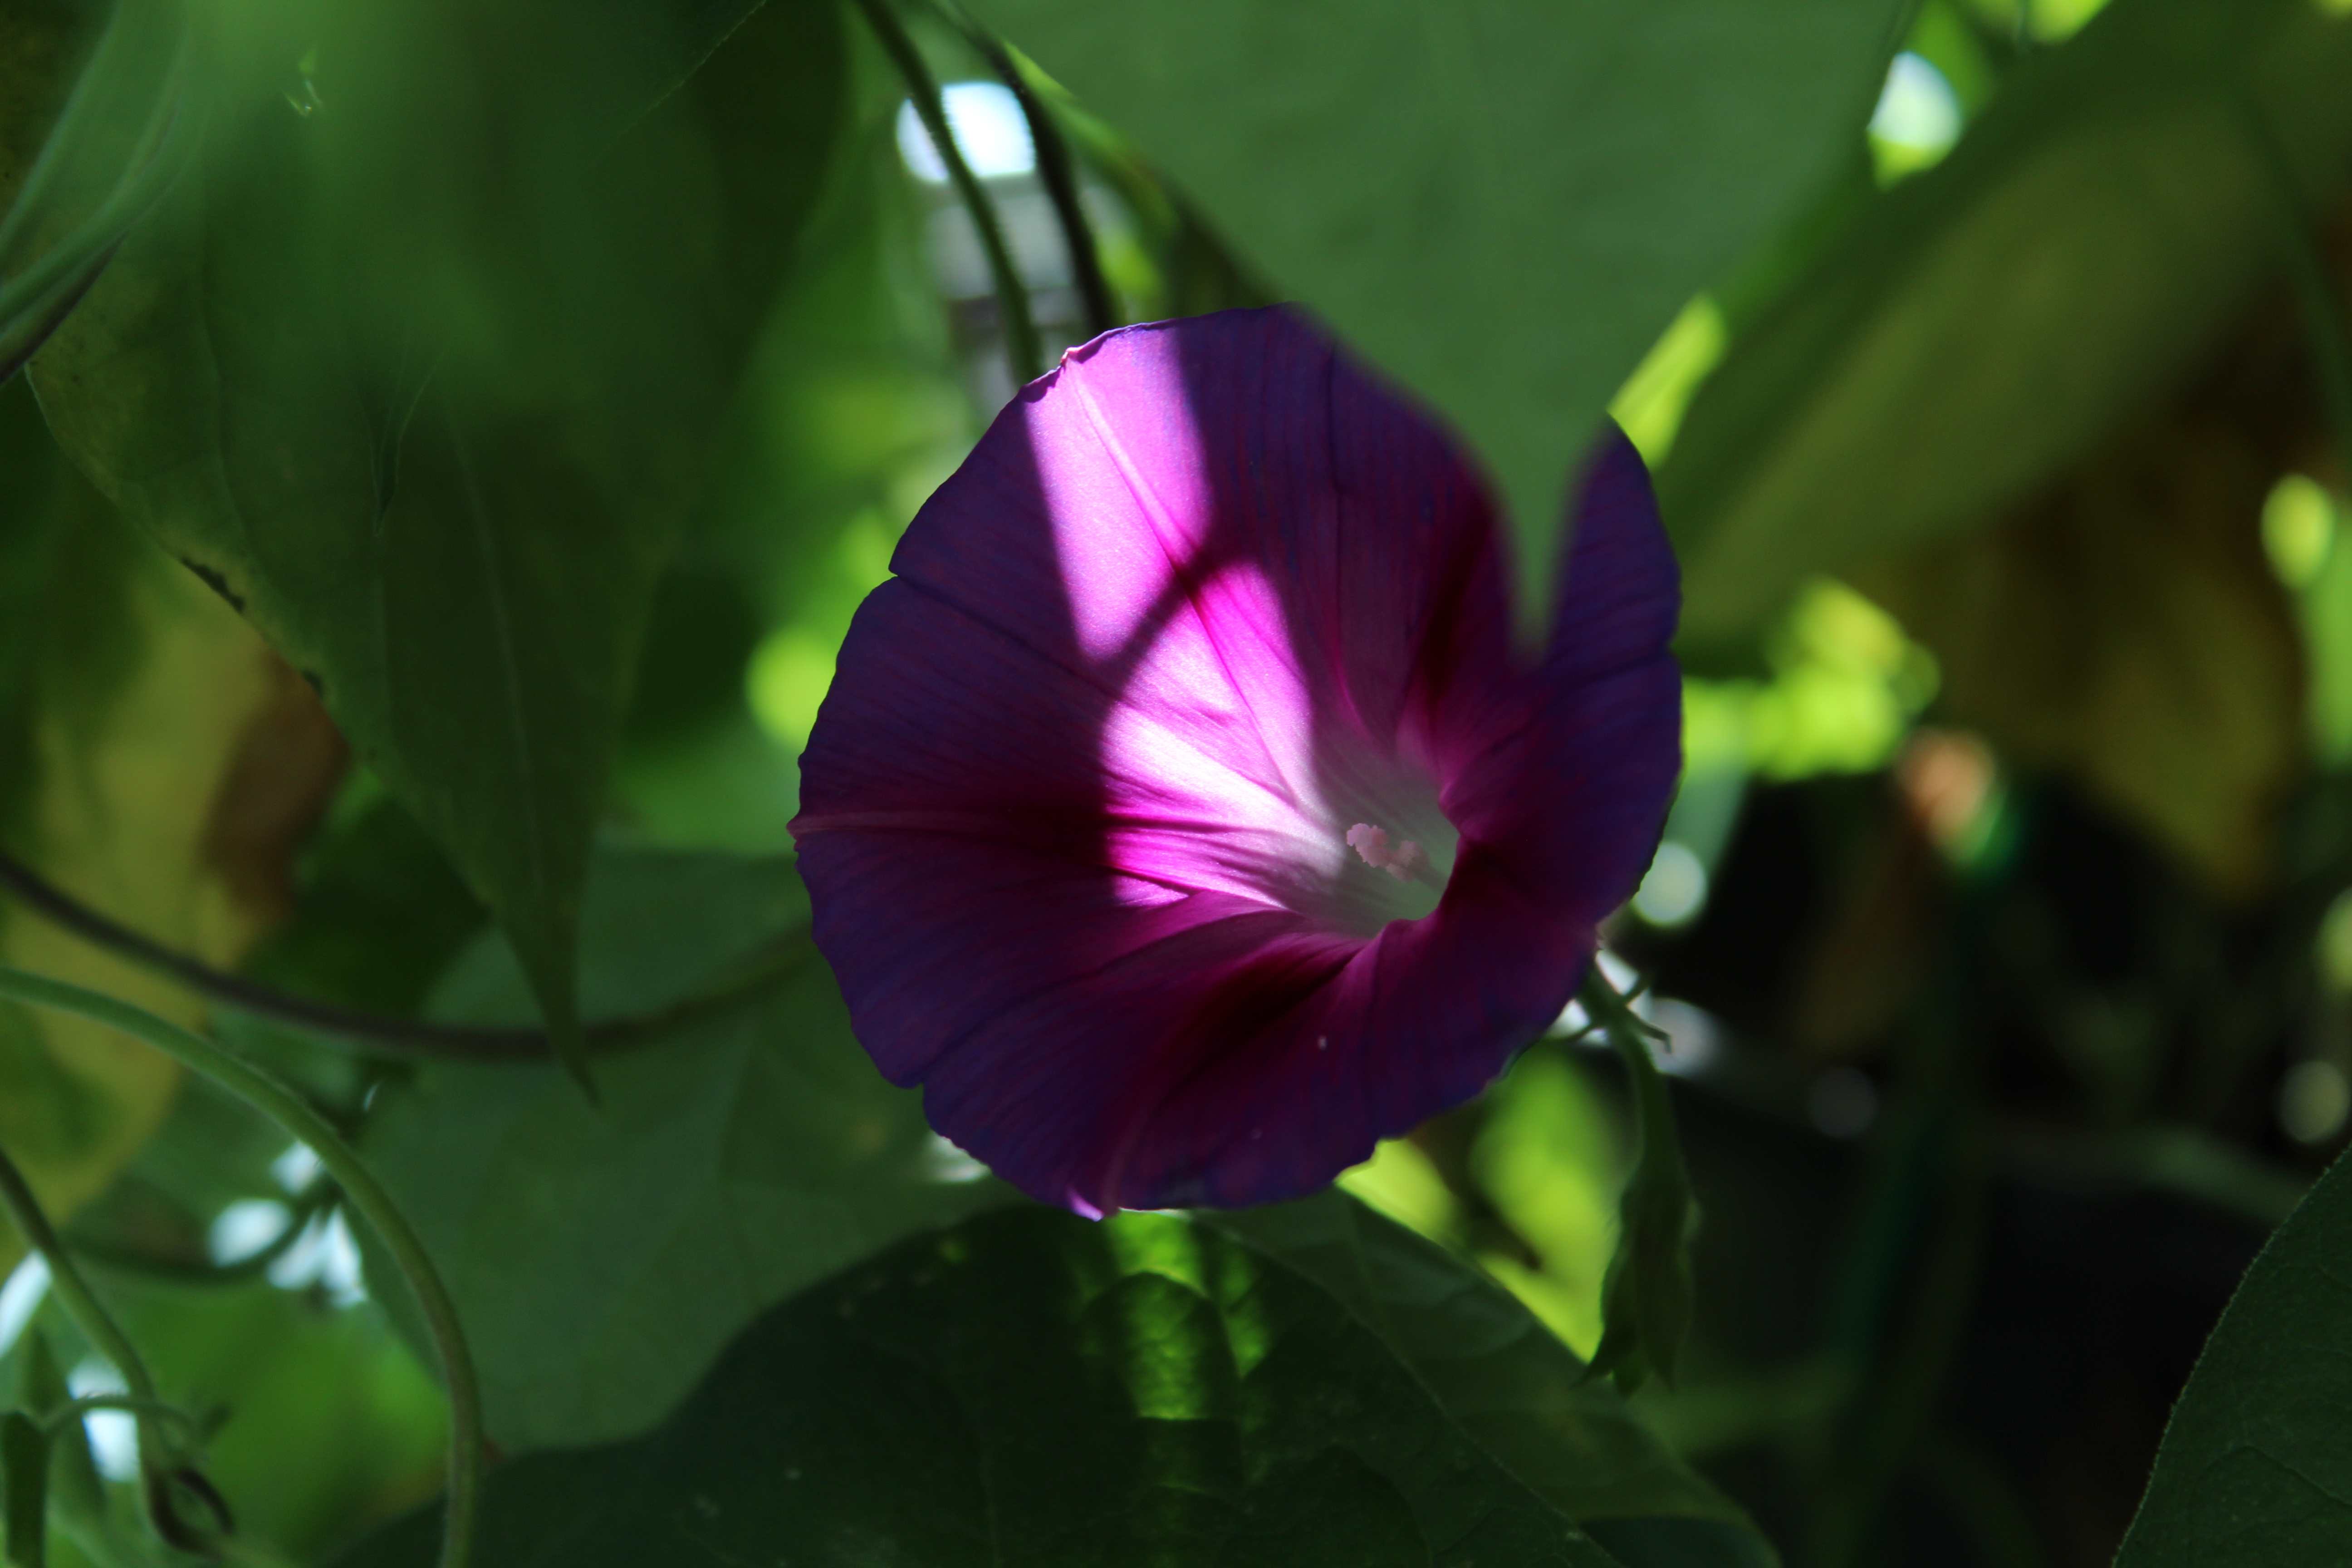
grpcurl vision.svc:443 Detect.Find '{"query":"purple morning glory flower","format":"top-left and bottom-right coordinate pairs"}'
top-left (790, 307), bottom-right (1680, 1216)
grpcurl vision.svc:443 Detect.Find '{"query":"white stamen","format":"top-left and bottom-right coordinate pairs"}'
top-left (1346, 822), bottom-right (1426, 882)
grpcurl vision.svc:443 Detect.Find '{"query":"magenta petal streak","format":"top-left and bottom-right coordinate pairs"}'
top-left (790, 307), bottom-right (1681, 1215)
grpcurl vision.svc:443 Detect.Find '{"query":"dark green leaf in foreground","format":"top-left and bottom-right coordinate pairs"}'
top-left (1663, 0), bottom-right (2352, 644)
top-left (2111, 1147), bottom-right (2352, 1566)
top-left (1215, 1197), bottom-right (1772, 1568)
top-left (28, 0), bottom-right (846, 1068)
top-left (964, 0), bottom-right (1905, 622)
top-left (361, 848), bottom-right (1007, 1451)
top-left (338, 1204), bottom-right (1636, 1568)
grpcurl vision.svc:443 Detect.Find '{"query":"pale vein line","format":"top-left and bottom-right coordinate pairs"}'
top-left (445, 414), bottom-right (553, 932)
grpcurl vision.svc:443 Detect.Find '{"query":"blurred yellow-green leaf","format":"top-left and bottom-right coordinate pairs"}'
top-left (1856, 351), bottom-right (2308, 893)
top-left (1666, 0), bottom-right (2352, 647)
top-left (0, 384), bottom-right (340, 1272)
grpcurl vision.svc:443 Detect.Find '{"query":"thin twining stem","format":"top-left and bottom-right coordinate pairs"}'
top-left (0, 1135), bottom-right (211, 1550)
top-left (939, 5), bottom-right (1115, 340)
top-left (0, 966), bottom-right (484, 1568)
top-left (38, 1393), bottom-right (204, 1443)
top-left (0, 847), bottom-right (809, 1062)
top-left (855, 0), bottom-right (1045, 382)
top-left (70, 1180), bottom-right (338, 1289)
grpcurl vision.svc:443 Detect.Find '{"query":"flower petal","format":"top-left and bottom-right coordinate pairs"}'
top-left (1087, 844), bottom-right (1598, 1210)
top-left (1547, 421), bottom-right (1682, 686)
top-left (792, 307), bottom-right (1680, 1215)
top-left (1446, 422), bottom-right (1682, 917)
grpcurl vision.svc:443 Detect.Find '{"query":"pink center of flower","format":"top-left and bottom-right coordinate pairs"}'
top-left (1345, 823), bottom-right (1425, 881)
top-left (1335, 807), bottom-right (1454, 929)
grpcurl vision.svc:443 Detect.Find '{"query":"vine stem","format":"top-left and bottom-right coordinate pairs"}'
top-left (1577, 965), bottom-right (1695, 1392)
top-left (0, 844), bottom-right (808, 1062)
top-left (854, 0), bottom-right (1044, 382)
top-left (938, 5), bottom-right (1115, 339)
top-left (71, 1179), bottom-right (336, 1289)
top-left (39, 1393), bottom-right (201, 1442)
top-left (0, 1137), bottom-right (185, 1540)
top-left (0, 965), bottom-right (481, 1568)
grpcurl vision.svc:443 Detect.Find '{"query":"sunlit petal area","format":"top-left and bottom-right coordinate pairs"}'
top-left (0, 0), bottom-right (2349, 1563)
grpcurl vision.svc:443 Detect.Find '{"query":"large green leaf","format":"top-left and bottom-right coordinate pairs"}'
top-left (336, 1204), bottom-right (1638, 1567)
top-left (1663, 0), bottom-right (2352, 643)
top-left (2112, 1147), bottom-right (2352, 1565)
top-left (1215, 1197), bottom-right (1773, 1567)
top-left (28, 0), bottom-right (845, 1067)
top-left (360, 847), bottom-right (1008, 1450)
top-left (961, 0), bottom-right (1906, 620)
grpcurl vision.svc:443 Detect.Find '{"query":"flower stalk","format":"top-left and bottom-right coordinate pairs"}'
top-left (0, 1137), bottom-right (206, 1550)
top-left (1578, 965), bottom-right (1698, 1392)
top-left (938, 6), bottom-right (1116, 339)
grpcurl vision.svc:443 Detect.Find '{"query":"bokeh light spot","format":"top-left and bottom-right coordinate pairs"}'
top-left (0, 1256), bottom-right (50, 1360)
top-left (1632, 840), bottom-right (1708, 927)
top-left (748, 629), bottom-right (841, 750)
top-left (1808, 1068), bottom-right (1879, 1139)
top-left (2263, 474), bottom-right (2336, 589)
top-left (69, 1357), bottom-right (138, 1481)
top-left (896, 83), bottom-right (1037, 183)
top-left (1869, 52), bottom-right (1961, 177)
top-left (2279, 1060), bottom-right (2351, 1146)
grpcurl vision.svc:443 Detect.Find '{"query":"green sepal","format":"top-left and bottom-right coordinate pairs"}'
top-left (1579, 968), bottom-right (1699, 1395)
